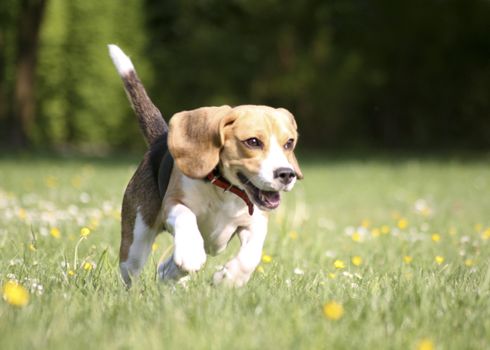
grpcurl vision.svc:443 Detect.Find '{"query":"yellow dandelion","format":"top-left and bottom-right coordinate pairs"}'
top-left (327, 273), bottom-right (337, 279)
top-left (68, 269), bottom-right (76, 277)
top-left (403, 255), bottom-right (413, 264)
top-left (44, 176), bottom-right (58, 188)
top-left (112, 210), bottom-right (122, 221)
top-left (397, 218), bottom-right (408, 230)
top-left (50, 227), bottom-right (61, 239)
top-left (431, 233), bottom-right (441, 242)
top-left (334, 260), bottom-right (345, 269)
top-left (2, 281), bottom-right (29, 307)
top-left (288, 231), bottom-right (298, 240)
top-left (18, 208), bottom-right (27, 220)
top-left (351, 256), bottom-right (363, 266)
top-left (256, 266), bottom-right (265, 274)
top-left (80, 227), bottom-right (91, 237)
top-left (381, 225), bottom-right (390, 235)
top-left (464, 259), bottom-right (474, 267)
top-left (262, 254), bottom-right (272, 263)
top-left (28, 243), bottom-right (37, 252)
top-left (435, 256), bottom-right (444, 265)
top-left (482, 228), bottom-right (490, 240)
top-left (351, 232), bottom-right (362, 242)
top-left (83, 262), bottom-right (93, 271)
top-left (152, 243), bottom-right (159, 252)
top-left (361, 219), bottom-right (371, 228)
top-left (323, 301), bottom-right (344, 320)
top-left (371, 228), bottom-right (381, 238)
top-left (416, 338), bottom-right (435, 350)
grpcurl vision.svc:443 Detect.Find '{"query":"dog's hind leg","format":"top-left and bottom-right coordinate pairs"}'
top-left (120, 204), bottom-right (157, 287)
top-left (157, 253), bottom-right (188, 281)
top-left (119, 159), bottom-right (162, 287)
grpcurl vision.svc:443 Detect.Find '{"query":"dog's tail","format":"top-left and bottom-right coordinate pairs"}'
top-left (108, 44), bottom-right (167, 146)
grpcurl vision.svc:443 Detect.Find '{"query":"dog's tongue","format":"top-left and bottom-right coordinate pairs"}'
top-left (259, 190), bottom-right (281, 208)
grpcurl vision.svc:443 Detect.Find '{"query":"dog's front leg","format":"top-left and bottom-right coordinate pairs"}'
top-left (213, 215), bottom-right (268, 287)
top-left (159, 204), bottom-right (207, 281)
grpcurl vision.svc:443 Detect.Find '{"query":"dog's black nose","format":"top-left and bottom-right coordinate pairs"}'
top-left (274, 167), bottom-right (296, 185)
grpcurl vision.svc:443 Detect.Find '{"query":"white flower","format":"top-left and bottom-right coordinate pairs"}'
top-left (293, 268), bottom-right (304, 275)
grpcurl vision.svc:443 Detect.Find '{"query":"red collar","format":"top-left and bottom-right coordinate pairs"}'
top-left (206, 170), bottom-right (254, 215)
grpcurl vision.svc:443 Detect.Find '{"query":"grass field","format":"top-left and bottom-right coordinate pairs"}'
top-left (1, 153), bottom-right (490, 350)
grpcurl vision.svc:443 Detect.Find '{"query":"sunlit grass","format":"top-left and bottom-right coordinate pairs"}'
top-left (1, 154), bottom-right (489, 349)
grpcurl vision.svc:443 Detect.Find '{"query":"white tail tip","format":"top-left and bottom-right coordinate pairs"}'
top-left (108, 44), bottom-right (134, 76)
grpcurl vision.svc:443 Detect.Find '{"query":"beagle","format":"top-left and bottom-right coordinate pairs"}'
top-left (108, 45), bottom-right (303, 287)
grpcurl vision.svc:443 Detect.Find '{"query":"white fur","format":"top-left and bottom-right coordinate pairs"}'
top-left (158, 175), bottom-right (267, 286)
top-left (108, 44), bottom-right (134, 76)
top-left (256, 135), bottom-right (297, 191)
top-left (166, 203), bottom-right (207, 273)
top-left (213, 215), bottom-right (268, 287)
top-left (157, 136), bottom-right (296, 286)
top-left (120, 208), bottom-right (156, 285)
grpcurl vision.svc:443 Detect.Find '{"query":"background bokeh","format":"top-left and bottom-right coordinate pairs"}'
top-left (1, 0), bottom-right (489, 152)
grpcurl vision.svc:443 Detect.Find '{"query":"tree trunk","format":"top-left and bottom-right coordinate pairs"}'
top-left (0, 30), bottom-right (5, 127)
top-left (11, 0), bottom-right (47, 147)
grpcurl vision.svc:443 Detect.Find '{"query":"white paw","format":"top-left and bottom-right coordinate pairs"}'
top-left (212, 261), bottom-right (252, 287)
top-left (173, 242), bottom-right (207, 273)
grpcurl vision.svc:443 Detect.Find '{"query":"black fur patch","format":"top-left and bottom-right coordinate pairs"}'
top-left (149, 135), bottom-right (174, 199)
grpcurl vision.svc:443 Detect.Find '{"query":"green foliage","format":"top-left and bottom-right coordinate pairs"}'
top-left (144, 0), bottom-right (490, 149)
top-left (3, 0), bottom-right (489, 150)
top-left (36, 0), bottom-right (150, 150)
top-left (1, 155), bottom-right (490, 349)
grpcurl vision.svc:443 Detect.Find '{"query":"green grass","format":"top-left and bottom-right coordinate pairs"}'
top-left (1, 153), bottom-right (490, 350)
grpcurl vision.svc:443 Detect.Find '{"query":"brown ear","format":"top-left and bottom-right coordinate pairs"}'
top-left (168, 106), bottom-right (233, 179)
top-left (278, 108), bottom-right (303, 180)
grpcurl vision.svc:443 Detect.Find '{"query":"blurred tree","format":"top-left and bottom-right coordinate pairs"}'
top-left (330, 0), bottom-right (490, 148)
top-left (1, 0), bottom-right (488, 151)
top-left (143, 0), bottom-right (490, 149)
top-left (0, 0), bottom-right (47, 147)
top-left (35, 0), bottom-right (150, 151)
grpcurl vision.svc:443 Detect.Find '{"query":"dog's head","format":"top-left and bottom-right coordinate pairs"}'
top-left (168, 105), bottom-right (303, 211)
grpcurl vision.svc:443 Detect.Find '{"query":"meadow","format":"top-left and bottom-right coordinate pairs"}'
top-left (1, 153), bottom-right (489, 349)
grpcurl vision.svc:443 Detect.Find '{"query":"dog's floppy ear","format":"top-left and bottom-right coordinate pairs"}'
top-left (168, 106), bottom-right (234, 179)
top-left (278, 108), bottom-right (304, 180)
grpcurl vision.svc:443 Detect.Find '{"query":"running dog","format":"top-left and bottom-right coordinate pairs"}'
top-left (108, 45), bottom-right (302, 287)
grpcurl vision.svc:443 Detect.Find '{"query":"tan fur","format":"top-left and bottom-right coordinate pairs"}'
top-left (120, 105), bottom-right (302, 286)
top-left (110, 46), bottom-right (302, 286)
top-left (168, 105), bottom-right (302, 184)
top-left (168, 106), bottom-right (234, 179)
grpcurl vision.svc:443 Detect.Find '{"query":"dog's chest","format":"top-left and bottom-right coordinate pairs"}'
top-left (181, 177), bottom-right (252, 255)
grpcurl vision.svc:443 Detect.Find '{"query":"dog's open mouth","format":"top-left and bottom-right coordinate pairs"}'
top-left (237, 172), bottom-right (280, 210)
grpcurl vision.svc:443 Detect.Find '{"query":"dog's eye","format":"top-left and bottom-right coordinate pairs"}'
top-left (284, 138), bottom-right (295, 150)
top-left (243, 137), bottom-right (263, 149)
